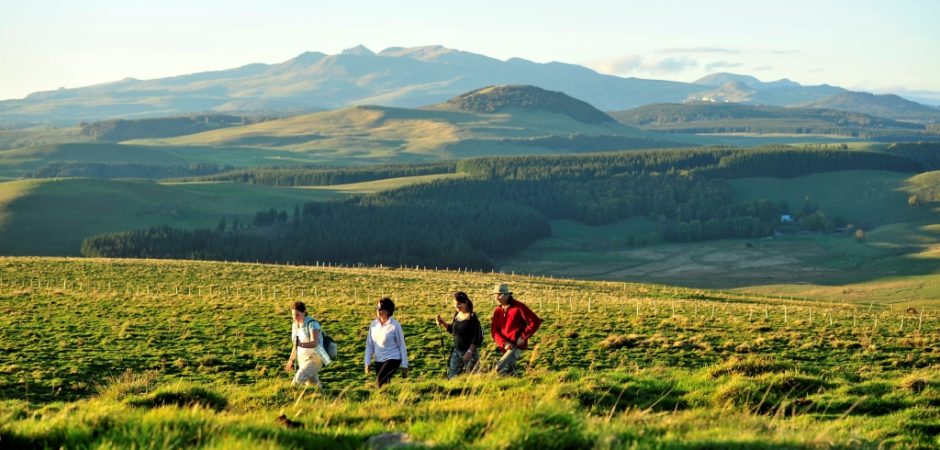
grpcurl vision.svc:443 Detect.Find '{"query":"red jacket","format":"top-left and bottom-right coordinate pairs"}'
top-left (491, 299), bottom-right (542, 351)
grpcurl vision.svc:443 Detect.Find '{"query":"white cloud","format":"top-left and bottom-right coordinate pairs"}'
top-left (659, 47), bottom-right (740, 54)
top-left (593, 55), bottom-right (644, 74)
top-left (644, 57), bottom-right (698, 75)
top-left (705, 61), bottom-right (742, 71)
top-left (592, 55), bottom-right (698, 76)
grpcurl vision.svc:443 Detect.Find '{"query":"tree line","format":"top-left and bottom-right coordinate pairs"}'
top-left (456, 145), bottom-right (923, 181)
top-left (81, 144), bottom-right (920, 267)
top-left (26, 162), bottom-right (233, 179)
top-left (83, 173), bottom-right (803, 267)
top-left (178, 162), bottom-right (457, 186)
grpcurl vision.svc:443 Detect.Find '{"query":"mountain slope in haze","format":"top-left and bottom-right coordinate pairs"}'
top-left (610, 102), bottom-right (930, 137)
top-left (689, 72), bottom-right (846, 105)
top-left (138, 85), bottom-right (681, 160)
top-left (808, 91), bottom-right (940, 123)
top-left (0, 45), bottom-right (702, 125)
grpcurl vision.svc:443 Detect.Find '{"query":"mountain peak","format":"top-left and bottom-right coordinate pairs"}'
top-left (694, 73), bottom-right (802, 90)
top-left (378, 45), bottom-right (452, 58)
top-left (432, 85), bottom-right (614, 124)
top-left (694, 73), bottom-right (763, 88)
top-left (341, 45), bottom-right (375, 56)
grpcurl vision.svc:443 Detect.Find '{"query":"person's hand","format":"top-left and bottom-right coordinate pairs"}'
top-left (402, 367), bottom-right (410, 378)
top-left (462, 351), bottom-right (472, 362)
top-left (364, 365), bottom-right (370, 375)
top-left (516, 336), bottom-right (525, 346)
top-left (504, 342), bottom-right (514, 351)
top-left (284, 360), bottom-right (294, 373)
top-left (436, 315), bottom-right (445, 326)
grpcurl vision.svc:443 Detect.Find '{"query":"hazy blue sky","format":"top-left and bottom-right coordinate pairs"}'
top-left (1, 0), bottom-right (938, 101)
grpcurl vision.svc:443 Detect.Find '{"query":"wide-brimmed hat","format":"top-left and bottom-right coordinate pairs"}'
top-left (491, 283), bottom-right (512, 295)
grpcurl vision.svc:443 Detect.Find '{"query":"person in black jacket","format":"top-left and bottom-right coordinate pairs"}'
top-left (436, 291), bottom-right (483, 378)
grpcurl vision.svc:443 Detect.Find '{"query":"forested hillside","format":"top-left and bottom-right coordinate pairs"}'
top-left (81, 145), bottom-right (928, 267)
top-left (611, 103), bottom-right (939, 140)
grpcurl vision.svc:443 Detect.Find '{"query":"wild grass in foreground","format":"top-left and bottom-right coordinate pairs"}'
top-left (1, 257), bottom-right (938, 448)
top-left (2, 367), bottom-right (939, 448)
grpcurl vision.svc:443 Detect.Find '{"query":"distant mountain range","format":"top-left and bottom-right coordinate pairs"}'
top-left (611, 102), bottom-right (940, 141)
top-left (1, 45), bottom-right (938, 126)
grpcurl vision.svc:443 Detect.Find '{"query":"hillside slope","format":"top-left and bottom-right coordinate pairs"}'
top-left (610, 103), bottom-right (935, 139)
top-left (137, 86), bottom-right (675, 160)
top-left (808, 91), bottom-right (940, 122)
top-left (0, 178), bottom-right (343, 255)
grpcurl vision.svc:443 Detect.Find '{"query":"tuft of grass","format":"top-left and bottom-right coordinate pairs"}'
top-left (96, 369), bottom-right (160, 401)
top-left (126, 382), bottom-right (228, 411)
top-left (707, 356), bottom-right (793, 379)
top-left (712, 371), bottom-right (828, 413)
top-left (597, 333), bottom-right (642, 350)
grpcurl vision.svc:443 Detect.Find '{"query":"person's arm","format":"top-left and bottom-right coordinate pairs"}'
top-left (364, 323), bottom-right (374, 372)
top-left (437, 314), bottom-right (453, 333)
top-left (396, 321), bottom-right (409, 370)
top-left (461, 315), bottom-right (482, 361)
top-left (297, 321), bottom-right (320, 348)
top-left (519, 302), bottom-right (543, 342)
top-left (285, 339), bottom-right (297, 372)
top-left (471, 314), bottom-right (484, 349)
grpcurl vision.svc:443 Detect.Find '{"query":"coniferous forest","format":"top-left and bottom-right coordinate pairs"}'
top-left (81, 145), bottom-right (935, 268)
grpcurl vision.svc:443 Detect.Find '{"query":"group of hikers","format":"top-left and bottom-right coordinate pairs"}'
top-left (285, 283), bottom-right (542, 388)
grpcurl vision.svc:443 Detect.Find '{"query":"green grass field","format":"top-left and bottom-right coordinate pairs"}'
top-left (0, 142), bottom-right (342, 178)
top-left (501, 170), bottom-right (940, 290)
top-left (1, 257), bottom-right (938, 448)
top-left (0, 179), bottom-right (345, 256)
top-left (130, 105), bottom-right (660, 159)
top-left (303, 173), bottom-right (468, 194)
top-left (0, 172), bottom-right (477, 257)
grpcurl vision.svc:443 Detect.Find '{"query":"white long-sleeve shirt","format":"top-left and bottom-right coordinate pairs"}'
top-left (364, 317), bottom-right (409, 368)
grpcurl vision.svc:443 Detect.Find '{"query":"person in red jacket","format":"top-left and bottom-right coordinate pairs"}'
top-left (490, 283), bottom-right (542, 376)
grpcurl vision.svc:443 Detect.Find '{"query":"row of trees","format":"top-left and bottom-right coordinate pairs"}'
top-left (79, 114), bottom-right (265, 141)
top-left (26, 162), bottom-right (233, 179)
top-left (456, 145), bottom-right (923, 181)
top-left (82, 198), bottom-right (549, 270)
top-left (181, 162), bottom-right (456, 186)
top-left (82, 144), bottom-right (910, 267)
top-left (83, 173), bottom-right (792, 267)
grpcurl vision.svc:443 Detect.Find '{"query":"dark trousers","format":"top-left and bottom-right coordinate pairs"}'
top-left (373, 359), bottom-right (401, 387)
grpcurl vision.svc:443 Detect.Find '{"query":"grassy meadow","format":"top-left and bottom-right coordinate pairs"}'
top-left (0, 142), bottom-right (340, 178)
top-left (0, 179), bottom-right (345, 256)
top-left (501, 170), bottom-right (940, 289)
top-left (1, 257), bottom-right (939, 448)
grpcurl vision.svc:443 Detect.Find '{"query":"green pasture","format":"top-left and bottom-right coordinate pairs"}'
top-left (501, 170), bottom-right (940, 289)
top-left (0, 257), bottom-right (938, 448)
top-left (0, 179), bottom-right (344, 256)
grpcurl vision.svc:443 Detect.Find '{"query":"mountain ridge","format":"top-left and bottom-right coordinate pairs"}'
top-left (1, 46), bottom-right (937, 126)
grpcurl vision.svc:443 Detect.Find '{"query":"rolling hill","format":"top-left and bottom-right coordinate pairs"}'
top-left (0, 178), bottom-right (347, 255)
top-left (0, 142), bottom-right (328, 179)
top-left (131, 85), bottom-right (680, 161)
top-left (610, 102), bottom-right (938, 140)
top-left (808, 91), bottom-right (940, 123)
top-left (501, 169), bottom-right (940, 288)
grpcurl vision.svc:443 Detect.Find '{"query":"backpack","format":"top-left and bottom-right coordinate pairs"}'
top-left (322, 332), bottom-right (338, 360)
top-left (302, 316), bottom-right (338, 361)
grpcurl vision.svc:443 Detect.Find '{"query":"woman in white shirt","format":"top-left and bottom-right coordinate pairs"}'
top-left (364, 297), bottom-right (409, 387)
top-left (285, 301), bottom-right (331, 387)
